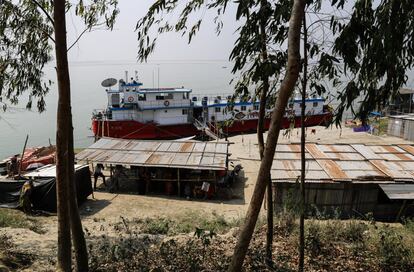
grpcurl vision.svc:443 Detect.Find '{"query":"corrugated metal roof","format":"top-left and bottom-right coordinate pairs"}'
top-left (75, 138), bottom-right (229, 170)
top-left (24, 164), bottom-right (87, 178)
top-left (379, 184), bottom-right (414, 200)
top-left (271, 143), bottom-right (414, 183)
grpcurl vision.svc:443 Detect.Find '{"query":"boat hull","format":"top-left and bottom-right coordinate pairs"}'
top-left (92, 112), bottom-right (332, 139)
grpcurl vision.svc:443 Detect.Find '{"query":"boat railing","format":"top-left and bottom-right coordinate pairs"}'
top-left (189, 93), bottom-right (254, 104)
top-left (92, 109), bottom-right (112, 121)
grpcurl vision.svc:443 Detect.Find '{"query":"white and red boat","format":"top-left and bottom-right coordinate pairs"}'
top-left (92, 74), bottom-right (332, 140)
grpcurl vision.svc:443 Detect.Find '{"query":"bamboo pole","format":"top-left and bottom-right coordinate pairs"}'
top-left (18, 134), bottom-right (29, 177)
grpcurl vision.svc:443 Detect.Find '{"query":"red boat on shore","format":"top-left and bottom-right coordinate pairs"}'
top-left (92, 74), bottom-right (332, 140)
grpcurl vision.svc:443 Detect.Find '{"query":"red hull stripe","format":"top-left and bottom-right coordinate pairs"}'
top-left (92, 113), bottom-right (332, 140)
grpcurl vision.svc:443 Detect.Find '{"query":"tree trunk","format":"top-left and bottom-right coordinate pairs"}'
top-left (298, 12), bottom-right (308, 272)
top-left (67, 103), bottom-right (89, 271)
top-left (53, 1), bottom-right (73, 270)
top-left (54, 1), bottom-right (89, 270)
top-left (257, 0), bottom-right (273, 267)
top-left (228, 1), bottom-right (305, 271)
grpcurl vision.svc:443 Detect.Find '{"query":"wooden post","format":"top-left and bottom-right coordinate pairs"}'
top-left (177, 168), bottom-right (181, 197)
top-left (396, 199), bottom-right (408, 222)
top-left (213, 170), bottom-right (216, 197)
top-left (18, 134), bottom-right (29, 177)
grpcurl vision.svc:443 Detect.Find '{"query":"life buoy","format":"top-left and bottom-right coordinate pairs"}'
top-left (164, 100), bottom-right (170, 107)
top-left (127, 96), bottom-right (134, 103)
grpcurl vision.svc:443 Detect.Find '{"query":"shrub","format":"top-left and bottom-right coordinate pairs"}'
top-left (305, 221), bottom-right (323, 256)
top-left (342, 220), bottom-right (368, 243)
top-left (377, 226), bottom-right (413, 271)
top-left (142, 218), bottom-right (171, 235)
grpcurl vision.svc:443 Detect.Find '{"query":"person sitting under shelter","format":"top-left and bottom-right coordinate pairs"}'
top-left (93, 163), bottom-right (106, 190)
top-left (110, 165), bottom-right (128, 193)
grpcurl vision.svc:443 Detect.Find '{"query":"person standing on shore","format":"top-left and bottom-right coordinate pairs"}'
top-left (93, 163), bottom-right (106, 190)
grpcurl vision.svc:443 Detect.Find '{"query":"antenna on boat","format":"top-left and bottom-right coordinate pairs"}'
top-left (152, 69), bottom-right (155, 88)
top-left (125, 71), bottom-right (128, 83)
top-left (158, 64), bottom-right (160, 90)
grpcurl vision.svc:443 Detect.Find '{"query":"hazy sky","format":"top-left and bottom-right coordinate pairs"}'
top-left (66, 1), bottom-right (239, 64)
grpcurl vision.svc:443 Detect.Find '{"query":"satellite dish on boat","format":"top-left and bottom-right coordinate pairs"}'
top-left (101, 78), bottom-right (117, 88)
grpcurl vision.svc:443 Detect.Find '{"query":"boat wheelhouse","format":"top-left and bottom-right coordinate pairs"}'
top-left (92, 74), bottom-right (332, 140)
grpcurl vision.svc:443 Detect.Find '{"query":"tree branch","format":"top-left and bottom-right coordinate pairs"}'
top-left (67, 22), bottom-right (106, 52)
top-left (32, 0), bottom-right (55, 26)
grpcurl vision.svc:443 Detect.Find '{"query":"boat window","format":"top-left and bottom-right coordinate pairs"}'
top-left (182, 109), bottom-right (188, 115)
top-left (138, 93), bottom-right (146, 101)
top-left (183, 92), bottom-right (189, 99)
top-left (241, 105), bottom-right (247, 111)
top-left (253, 105), bottom-right (259, 111)
top-left (111, 94), bottom-right (120, 107)
top-left (215, 107), bottom-right (221, 113)
top-left (313, 102), bottom-right (318, 107)
top-left (156, 93), bottom-right (174, 100)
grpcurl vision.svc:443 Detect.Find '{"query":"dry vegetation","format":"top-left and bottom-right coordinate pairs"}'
top-left (1, 208), bottom-right (413, 271)
top-left (85, 214), bottom-right (414, 272)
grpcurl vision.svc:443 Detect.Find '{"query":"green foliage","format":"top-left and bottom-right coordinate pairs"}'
top-left (0, 0), bottom-right (118, 112)
top-left (403, 218), bottom-right (414, 234)
top-left (75, 0), bottom-right (119, 31)
top-left (0, 0), bottom-right (53, 112)
top-left (141, 217), bottom-right (170, 235)
top-left (194, 227), bottom-right (217, 246)
top-left (333, 0), bottom-right (414, 123)
top-left (324, 219), bottom-right (368, 243)
top-left (135, 0), bottom-right (346, 124)
top-left (305, 221), bottom-right (323, 256)
top-left (117, 211), bottom-right (242, 236)
top-left (377, 225), bottom-right (413, 271)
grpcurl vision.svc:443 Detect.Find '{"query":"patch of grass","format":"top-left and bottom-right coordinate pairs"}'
top-left (142, 218), bottom-right (171, 235)
top-left (0, 209), bottom-right (44, 234)
top-left (121, 211), bottom-right (243, 236)
top-left (403, 218), bottom-right (414, 234)
top-left (376, 225), bottom-right (414, 271)
top-left (305, 220), bottom-right (323, 257)
top-left (172, 211), bottom-right (243, 234)
top-left (324, 219), bottom-right (368, 243)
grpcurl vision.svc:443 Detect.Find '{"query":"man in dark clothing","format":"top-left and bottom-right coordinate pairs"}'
top-left (93, 163), bottom-right (106, 190)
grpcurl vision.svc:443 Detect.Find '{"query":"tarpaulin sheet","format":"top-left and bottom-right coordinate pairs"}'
top-left (0, 166), bottom-right (92, 212)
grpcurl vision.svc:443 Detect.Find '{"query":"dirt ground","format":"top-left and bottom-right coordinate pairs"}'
top-left (1, 125), bottom-right (412, 271)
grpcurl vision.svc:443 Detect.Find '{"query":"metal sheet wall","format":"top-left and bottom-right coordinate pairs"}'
top-left (272, 182), bottom-right (407, 221)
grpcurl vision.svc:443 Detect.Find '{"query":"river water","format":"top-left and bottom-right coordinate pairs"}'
top-left (0, 62), bottom-right (234, 159)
